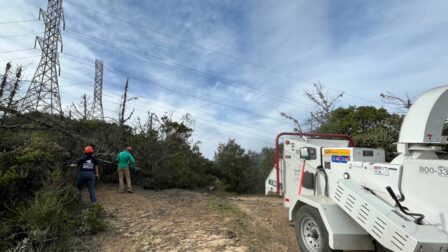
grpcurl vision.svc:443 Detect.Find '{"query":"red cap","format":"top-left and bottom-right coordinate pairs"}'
top-left (84, 146), bottom-right (94, 154)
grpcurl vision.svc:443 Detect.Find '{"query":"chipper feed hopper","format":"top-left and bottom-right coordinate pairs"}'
top-left (266, 86), bottom-right (448, 251)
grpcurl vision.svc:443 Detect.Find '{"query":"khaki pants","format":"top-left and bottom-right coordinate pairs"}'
top-left (117, 168), bottom-right (132, 192)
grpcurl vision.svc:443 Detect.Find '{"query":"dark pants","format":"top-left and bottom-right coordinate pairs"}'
top-left (77, 171), bottom-right (96, 203)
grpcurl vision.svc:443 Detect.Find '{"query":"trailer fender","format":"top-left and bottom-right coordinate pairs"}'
top-left (290, 195), bottom-right (375, 251)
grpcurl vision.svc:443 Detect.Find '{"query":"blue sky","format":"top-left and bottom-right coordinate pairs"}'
top-left (0, 0), bottom-right (447, 158)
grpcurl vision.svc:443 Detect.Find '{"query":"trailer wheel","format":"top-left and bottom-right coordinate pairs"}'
top-left (295, 205), bottom-right (336, 252)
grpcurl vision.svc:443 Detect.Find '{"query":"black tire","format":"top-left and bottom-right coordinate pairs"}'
top-left (294, 205), bottom-right (337, 252)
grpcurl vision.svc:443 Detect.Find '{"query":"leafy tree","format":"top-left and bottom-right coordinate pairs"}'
top-left (214, 139), bottom-right (260, 194)
top-left (316, 106), bottom-right (403, 161)
top-left (279, 83), bottom-right (403, 161)
top-left (257, 147), bottom-right (276, 179)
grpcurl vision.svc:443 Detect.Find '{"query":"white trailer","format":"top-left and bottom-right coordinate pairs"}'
top-left (266, 86), bottom-right (448, 251)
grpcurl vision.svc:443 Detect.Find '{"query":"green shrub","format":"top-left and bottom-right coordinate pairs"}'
top-left (8, 179), bottom-right (106, 251)
top-left (14, 181), bottom-right (79, 251)
top-left (0, 133), bottom-right (106, 251)
top-left (78, 204), bottom-right (106, 235)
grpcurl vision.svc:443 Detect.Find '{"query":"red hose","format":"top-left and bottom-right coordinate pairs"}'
top-left (298, 160), bottom-right (306, 195)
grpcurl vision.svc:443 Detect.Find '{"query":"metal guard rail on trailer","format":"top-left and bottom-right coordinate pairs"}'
top-left (274, 132), bottom-right (354, 194)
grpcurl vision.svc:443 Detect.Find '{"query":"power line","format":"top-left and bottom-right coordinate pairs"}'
top-left (64, 29), bottom-right (314, 108)
top-left (100, 98), bottom-right (273, 146)
top-left (60, 75), bottom-right (90, 84)
top-left (63, 0), bottom-right (311, 83)
top-left (108, 103), bottom-right (273, 147)
top-left (101, 96), bottom-right (274, 147)
top-left (0, 48), bottom-right (36, 54)
top-left (0, 55), bottom-right (39, 63)
top-left (64, 0), bottom-right (384, 106)
top-left (0, 32), bottom-right (42, 39)
top-left (59, 82), bottom-right (91, 88)
top-left (0, 19), bottom-right (39, 25)
top-left (61, 52), bottom-right (284, 122)
top-left (118, 95), bottom-right (273, 141)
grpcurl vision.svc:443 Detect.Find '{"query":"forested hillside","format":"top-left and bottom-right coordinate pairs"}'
top-left (0, 78), bottom-right (407, 251)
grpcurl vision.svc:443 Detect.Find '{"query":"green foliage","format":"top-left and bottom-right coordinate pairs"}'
top-left (0, 137), bottom-right (66, 215)
top-left (129, 115), bottom-right (215, 190)
top-left (14, 180), bottom-right (79, 251)
top-left (0, 171), bottom-right (106, 251)
top-left (316, 106), bottom-right (403, 161)
top-left (254, 147), bottom-right (276, 181)
top-left (214, 139), bottom-right (270, 194)
top-left (78, 204), bottom-right (106, 235)
top-left (0, 108), bottom-right (280, 251)
top-left (0, 115), bottom-right (107, 251)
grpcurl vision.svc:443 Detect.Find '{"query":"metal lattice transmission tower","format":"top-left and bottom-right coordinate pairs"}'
top-left (90, 59), bottom-right (104, 120)
top-left (22, 0), bottom-right (65, 115)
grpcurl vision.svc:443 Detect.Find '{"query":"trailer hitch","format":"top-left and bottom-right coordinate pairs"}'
top-left (386, 186), bottom-right (425, 225)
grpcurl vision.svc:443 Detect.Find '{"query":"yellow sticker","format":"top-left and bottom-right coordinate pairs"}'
top-left (323, 149), bottom-right (351, 156)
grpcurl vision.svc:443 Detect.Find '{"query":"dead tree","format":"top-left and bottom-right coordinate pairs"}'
top-left (380, 92), bottom-right (412, 110)
top-left (118, 78), bottom-right (137, 126)
top-left (6, 67), bottom-right (22, 110)
top-left (71, 94), bottom-right (91, 120)
top-left (115, 78), bottom-right (137, 147)
top-left (1, 66), bottom-right (23, 125)
top-left (280, 82), bottom-right (343, 132)
top-left (305, 82), bottom-right (344, 128)
top-left (136, 111), bottom-right (159, 136)
top-left (0, 62), bottom-right (12, 98)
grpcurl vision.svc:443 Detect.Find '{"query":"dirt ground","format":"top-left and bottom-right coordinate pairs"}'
top-left (83, 184), bottom-right (299, 252)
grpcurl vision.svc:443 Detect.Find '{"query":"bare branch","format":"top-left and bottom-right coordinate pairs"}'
top-left (280, 82), bottom-right (343, 132)
top-left (380, 92), bottom-right (412, 110)
top-left (304, 82), bottom-right (343, 127)
top-left (279, 111), bottom-right (303, 133)
top-left (71, 94), bottom-right (90, 120)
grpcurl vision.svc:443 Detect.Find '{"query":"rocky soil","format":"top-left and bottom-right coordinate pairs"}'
top-left (83, 184), bottom-right (299, 252)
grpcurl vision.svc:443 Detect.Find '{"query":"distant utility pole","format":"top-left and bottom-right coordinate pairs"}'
top-left (21, 0), bottom-right (65, 115)
top-left (90, 59), bottom-right (104, 120)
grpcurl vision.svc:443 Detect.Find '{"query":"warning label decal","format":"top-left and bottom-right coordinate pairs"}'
top-left (323, 149), bottom-right (351, 156)
top-left (331, 155), bottom-right (350, 163)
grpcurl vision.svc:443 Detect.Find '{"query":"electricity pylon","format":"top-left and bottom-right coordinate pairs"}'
top-left (22, 0), bottom-right (65, 115)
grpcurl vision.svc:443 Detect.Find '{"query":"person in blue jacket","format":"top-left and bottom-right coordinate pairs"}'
top-left (77, 145), bottom-right (99, 204)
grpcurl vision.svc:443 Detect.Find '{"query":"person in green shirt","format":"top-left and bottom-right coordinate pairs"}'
top-left (116, 146), bottom-right (136, 193)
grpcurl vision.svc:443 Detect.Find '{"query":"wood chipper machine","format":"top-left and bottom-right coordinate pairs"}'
top-left (265, 85), bottom-right (448, 251)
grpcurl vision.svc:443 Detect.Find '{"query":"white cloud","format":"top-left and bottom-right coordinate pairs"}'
top-left (1, 0), bottom-right (447, 158)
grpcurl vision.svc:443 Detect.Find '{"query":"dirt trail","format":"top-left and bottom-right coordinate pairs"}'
top-left (84, 184), bottom-right (299, 251)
